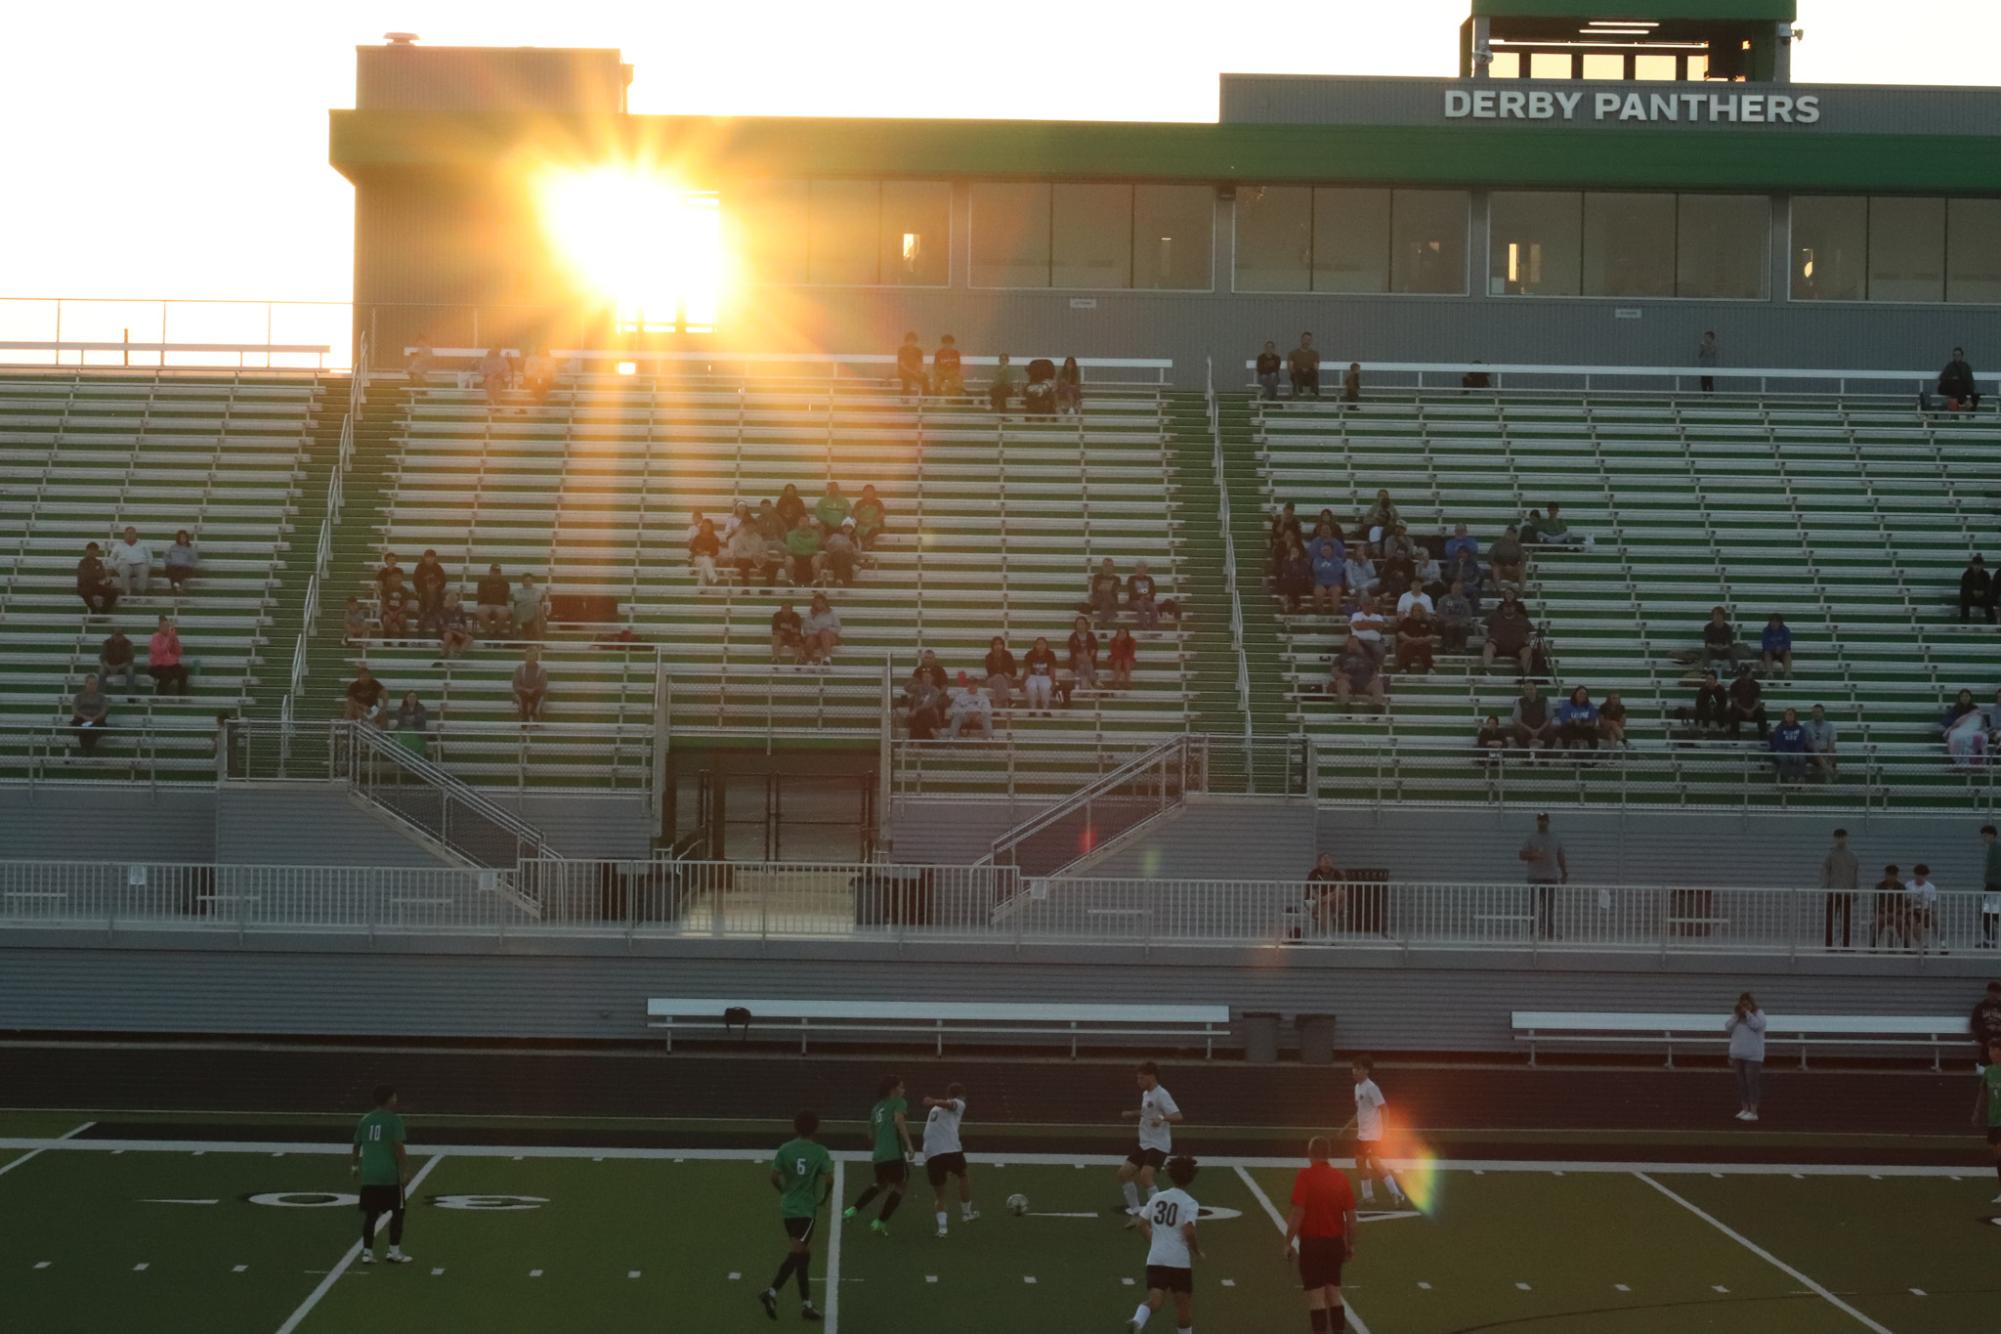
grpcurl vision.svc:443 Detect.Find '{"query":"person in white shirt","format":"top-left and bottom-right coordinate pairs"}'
top-left (921, 1083), bottom-right (976, 1237)
top-left (1117, 1061), bottom-right (1184, 1228)
top-left (1346, 594), bottom-right (1388, 663)
top-left (108, 526), bottom-right (153, 595)
top-left (945, 676), bottom-right (994, 739)
top-left (1338, 1055), bottom-right (1404, 1206)
top-left (1904, 865), bottom-right (1941, 954)
top-left (1394, 579), bottom-right (1434, 618)
top-left (1128, 1154), bottom-right (1201, 1334)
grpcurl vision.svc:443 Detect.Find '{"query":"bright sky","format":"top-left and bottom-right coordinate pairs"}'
top-left (0, 0), bottom-right (1993, 314)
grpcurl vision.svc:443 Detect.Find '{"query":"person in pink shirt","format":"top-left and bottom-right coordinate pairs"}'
top-left (147, 615), bottom-right (190, 695)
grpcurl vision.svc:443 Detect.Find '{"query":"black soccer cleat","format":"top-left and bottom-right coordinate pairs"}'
top-left (759, 1288), bottom-right (778, 1320)
top-left (800, 1302), bottom-right (824, 1321)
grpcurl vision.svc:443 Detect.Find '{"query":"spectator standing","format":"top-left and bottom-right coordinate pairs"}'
top-left (1519, 813), bottom-right (1568, 938)
top-left (147, 616), bottom-right (190, 696)
top-left (801, 593), bottom-right (843, 664)
top-left (1696, 331), bottom-right (1719, 394)
top-left (1555, 687), bottom-right (1599, 753)
top-left (108, 526), bottom-right (153, 596)
top-left (71, 674), bottom-right (110, 755)
top-left (99, 627), bottom-right (136, 694)
top-left (1728, 668), bottom-right (1769, 741)
top-left (1066, 616), bottom-right (1100, 696)
top-left (474, 564), bottom-right (511, 635)
top-left (512, 647), bottom-right (549, 723)
top-left (510, 574), bottom-right (549, 641)
top-left (1022, 636), bottom-right (1058, 715)
top-left (986, 353), bottom-right (1015, 413)
top-left (1512, 680), bottom-right (1555, 754)
top-left (77, 542), bottom-right (118, 614)
top-left (436, 590), bottom-right (474, 661)
top-left (1127, 563), bottom-right (1160, 630)
top-left (1342, 362), bottom-right (1361, 407)
top-left (1725, 993), bottom-right (1766, 1122)
top-left (1971, 979), bottom-right (2001, 1058)
top-left (1760, 614), bottom-right (1794, 677)
top-left (1802, 703), bottom-right (1838, 779)
top-left (1598, 692), bottom-right (1629, 750)
top-left (344, 665), bottom-right (386, 725)
top-left (1904, 865), bottom-right (1941, 954)
top-left (412, 549), bottom-right (448, 626)
top-left (1821, 828), bottom-right (1858, 950)
top-left (1255, 341), bottom-right (1282, 400)
top-left (163, 530), bottom-right (198, 591)
top-left (932, 335), bottom-right (965, 397)
top-left (896, 331), bottom-right (926, 397)
top-left (1107, 627), bottom-right (1137, 690)
top-left (1961, 555), bottom-right (1994, 624)
top-left (983, 637), bottom-right (1018, 709)
top-left (851, 486), bottom-right (887, 550)
top-left (1770, 707), bottom-right (1809, 782)
top-left (1872, 864), bottom-right (1905, 951)
top-left (1982, 825), bottom-right (2001, 950)
top-left (1288, 333), bottom-right (1320, 399)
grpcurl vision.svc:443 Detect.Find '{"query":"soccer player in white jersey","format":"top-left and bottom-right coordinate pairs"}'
top-left (1117, 1061), bottom-right (1184, 1228)
top-left (1338, 1055), bottom-right (1405, 1207)
top-left (1127, 1155), bottom-right (1201, 1333)
top-left (921, 1082), bottom-right (977, 1237)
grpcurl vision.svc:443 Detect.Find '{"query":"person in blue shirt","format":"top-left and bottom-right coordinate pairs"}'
top-left (1760, 614), bottom-right (1794, 677)
top-left (1308, 534), bottom-right (1346, 615)
top-left (1555, 686), bottom-right (1600, 754)
top-left (1770, 707), bottom-right (1810, 782)
top-left (1443, 523), bottom-right (1480, 568)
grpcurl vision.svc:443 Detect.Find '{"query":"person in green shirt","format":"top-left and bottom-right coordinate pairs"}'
top-left (785, 518), bottom-right (825, 586)
top-left (351, 1084), bottom-right (412, 1264)
top-left (761, 1110), bottom-right (834, 1322)
top-left (1975, 1040), bottom-right (2001, 1204)
top-left (813, 481), bottom-right (851, 531)
top-left (850, 485), bottom-right (887, 551)
top-left (843, 1075), bottom-right (914, 1236)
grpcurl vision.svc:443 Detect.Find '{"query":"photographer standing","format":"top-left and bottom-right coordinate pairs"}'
top-left (1726, 993), bottom-right (1768, 1123)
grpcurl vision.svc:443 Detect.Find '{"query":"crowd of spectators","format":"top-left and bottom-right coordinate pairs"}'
top-left (65, 524), bottom-right (208, 751)
top-left (706, 481), bottom-right (889, 597)
top-left (1254, 334), bottom-right (1362, 406)
top-left (894, 333), bottom-right (1085, 418)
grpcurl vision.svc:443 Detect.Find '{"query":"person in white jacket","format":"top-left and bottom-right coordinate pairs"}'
top-left (107, 526), bottom-right (153, 595)
top-left (1726, 992), bottom-right (1768, 1122)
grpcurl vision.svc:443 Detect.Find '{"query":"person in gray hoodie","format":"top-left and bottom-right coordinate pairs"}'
top-left (1726, 992), bottom-right (1768, 1122)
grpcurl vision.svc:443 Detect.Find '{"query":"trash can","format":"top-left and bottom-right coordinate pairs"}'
top-left (1296, 1013), bottom-right (1337, 1065)
top-left (1243, 1011), bottom-right (1281, 1064)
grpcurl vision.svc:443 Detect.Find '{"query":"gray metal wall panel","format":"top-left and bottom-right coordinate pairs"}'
top-left (214, 787), bottom-right (451, 867)
top-left (494, 793), bottom-right (653, 858)
top-left (1082, 800), bottom-right (1317, 879)
top-left (0, 788), bottom-right (216, 861)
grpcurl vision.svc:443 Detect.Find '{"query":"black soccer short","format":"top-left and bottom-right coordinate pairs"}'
top-left (873, 1159), bottom-right (908, 1187)
top-left (1985, 1126), bottom-right (2001, 1146)
top-left (357, 1184), bottom-right (404, 1213)
top-left (1297, 1236), bottom-right (1348, 1289)
top-left (925, 1151), bottom-right (968, 1187)
top-left (782, 1216), bottom-right (817, 1242)
top-left (1145, 1264), bottom-right (1194, 1294)
top-left (1126, 1147), bottom-right (1169, 1171)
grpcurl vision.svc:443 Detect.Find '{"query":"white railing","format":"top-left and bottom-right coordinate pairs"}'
top-left (0, 861), bottom-right (504, 932)
top-left (341, 723), bottom-right (552, 870)
top-left (283, 332), bottom-right (367, 724)
top-left (976, 736), bottom-right (1195, 878)
top-left (1240, 357), bottom-right (1997, 400)
top-left (0, 296), bottom-right (352, 369)
top-left (412, 347), bottom-right (1175, 386)
top-left (1204, 354), bottom-right (1255, 754)
top-left (224, 718), bottom-right (655, 793)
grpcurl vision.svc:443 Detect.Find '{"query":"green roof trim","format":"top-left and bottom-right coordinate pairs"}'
top-left (1471, 0), bottom-right (1795, 19)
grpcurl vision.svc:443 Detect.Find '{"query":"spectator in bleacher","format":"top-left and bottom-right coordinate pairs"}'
top-left (1489, 526), bottom-right (1526, 590)
top-left (1960, 555), bottom-right (1994, 624)
top-left (1696, 331), bottom-right (1719, 394)
top-left (1056, 356), bottom-right (1083, 415)
top-left (1268, 503), bottom-right (1302, 553)
top-left (108, 526), bottom-right (153, 596)
top-left (903, 668), bottom-right (945, 739)
top-left (474, 564), bottom-right (511, 635)
top-left (896, 332), bottom-right (926, 398)
top-left (1482, 597), bottom-right (1534, 675)
top-left (1598, 691), bottom-right (1629, 750)
top-left (478, 347), bottom-right (509, 410)
top-left (1904, 865), bottom-right (1940, 953)
top-left (1066, 616), bottom-right (1100, 696)
top-left (1474, 713), bottom-right (1509, 770)
top-left (823, 524), bottom-right (859, 587)
top-left (511, 574), bottom-right (548, 641)
top-left (163, 530), bottom-right (198, 592)
top-left (1107, 627), bottom-right (1137, 690)
top-left (1275, 537), bottom-right (1313, 615)
top-left (983, 637), bottom-right (1018, 709)
top-left (801, 593), bottom-right (842, 664)
top-left (1395, 604), bottom-right (1435, 675)
top-left (1444, 524), bottom-right (1480, 567)
top-left (1820, 828), bottom-right (1858, 949)
top-left (1255, 341), bottom-right (1283, 401)
top-left (1760, 614), bottom-right (1794, 677)
top-left (1302, 852), bottom-right (1346, 936)
top-left (1980, 826), bottom-right (2001, 950)
top-left (913, 650), bottom-right (948, 695)
top-left (728, 517), bottom-right (774, 591)
top-left (1871, 863), bottom-right (1906, 950)
top-left (1395, 577), bottom-right (1433, 619)
top-left (1512, 680), bottom-right (1555, 754)
top-left (1330, 641), bottom-right (1386, 712)
top-left (1090, 559), bottom-right (1124, 625)
top-left (689, 518), bottom-right (723, 587)
top-left (932, 335), bottom-right (965, 397)
top-left (376, 553), bottom-right (406, 596)
top-left (1701, 606), bottom-right (1740, 667)
top-left (395, 691), bottom-right (431, 739)
top-left (1342, 362), bottom-right (1361, 408)
top-left (815, 482), bottom-right (852, 531)
top-left (1556, 687), bottom-right (1599, 753)
top-left (1461, 361), bottom-right (1493, 393)
top-left (1307, 533), bottom-right (1344, 616)
top-left (436, 590), bottom-right (474, 662)
top-left (99, 628), bottom-right (136, 694)
top-left (406, 334), bottom-right (435, 384)
top-left (852, 486), bottom-right (887, 550)
top-left (344, 595), bottom-right (370, 645)
top-left (1347, 594), bottom-right (1389, 663)
top-left (780, 516), bottom-right (822, 586)
top-left (754, 498), bottom-right (788, 546)
top-left (147, 616), bottom-right (189, 696)
top-left (1987, 688), bottom-right (2001, 744)
top-left (1689, 670), bottom-right (1728, 734)
top-left (1022, 636), bottom-right (1058, 714)
top-left (76, 542), bottom-right (118, 615)
top-left (1362, 491), bottom-right (1400, 554)
top-left (1379, 547), bottom-right (1415, 604)
top-left (1382, 522), bottom-right (1420, 567)
top-left (1944, 688), bottom-right (1988, 767)
top-left (1342, 550), bottom-right (1379, 605)
top-left (378, 585), bottom-right (410, 639)
top-left (413, 549), bottom-right (448, 626)
top-left (523, 346), bottom-right (557, 405)
top-left (946, 673), bottom-right (994, 739)
top-left (775, 484), bottom-right (807, 532)
top-left (70, 674), bottom-right (110, 755)
top-left (987, 353), bottom-right (1016, 414)
top-left (1435, 578), bottom-right (1474, 651)
top-left (1727, 667), bottom-right (1770, 740)
top-left (1415, 550), bottom-right (1445, 599)
top-left (1447, 547), bottom-right (1484, 613)
top-left (344, 665), bottom-right (386, 725)
top-left (1771, 707), bottom-right (1810, 783)
top-left (1288, 333), bottom-right (1320, 399)
top-left (512, 647), bottom-right (549, 723)
top-left (1923, 346), bottom-right (1979, 413)
top-left (771, 602), bottom-right (803, 662)
top-left (1803, 703), bottom-right (1838, 778)
top-left (1128, 563), bottom-right (1160, 630)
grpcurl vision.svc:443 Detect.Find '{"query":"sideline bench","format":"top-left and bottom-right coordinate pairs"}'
top-left (1511, 1010), bottom-right (1973, 1070)
top-left (645, 998), bottom-right (1232, 1057)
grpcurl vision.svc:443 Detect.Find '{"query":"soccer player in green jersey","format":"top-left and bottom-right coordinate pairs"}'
top-left (843, 1075), bottom-right (914, 1236)
top-left (351, 1085), bottom-right (412, 1265)
top-left (762, 1110), bottom-right (834, 1322)
top-left (1975, 1038), bottom-right (2001, 1204)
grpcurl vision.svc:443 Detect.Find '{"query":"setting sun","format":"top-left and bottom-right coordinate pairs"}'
top-left (536, 166), bottom-right (725, 334)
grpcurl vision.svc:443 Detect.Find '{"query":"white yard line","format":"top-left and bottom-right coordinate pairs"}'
top-left (273, 1154), bottom-right (445, 1334)
top-left (0, 1120), bottom-right (95, 1180)
top-left (1633, 1172), bottom-right (1892, 1334)
top-left (824, 1159), bottom-right (844, 1334)
top-left (1233, 1165), bottom-right (1375, 1334)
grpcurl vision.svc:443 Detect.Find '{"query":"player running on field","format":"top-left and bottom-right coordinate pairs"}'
top-left (1975, 1038), bottom-right (2001, 1204)
top-left (762, 1109), bottom-right (833, 1322)
top-left (1338, 1055), bottom-right (1405, 1207)
top-left (844, 1075), bottom-right (915, 1236)
top-left (1127, 1155), bottom-right (1202, 1334)
top-left (1283, 1136), bottom-right (1359, 1334)
top-left (351, 1084), bottom-right (412, 1265)
top-left (1118, 1061), bottom-right (1184, 1228)
top-left (921, 1082), bottom-right (977, 1237)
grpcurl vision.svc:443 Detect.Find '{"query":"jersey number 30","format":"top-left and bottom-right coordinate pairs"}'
top-left (1150, 1200), bottom-right (1179, 1227)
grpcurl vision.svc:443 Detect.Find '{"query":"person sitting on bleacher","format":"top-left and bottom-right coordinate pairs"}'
top-left (1760, 614), bottom-right (1794, 677)
top-left (1689, 669), bottom-right (1728, 734)
top-left (896, 332), bottom-right (927, 398)
top-left (815, 482), bottom-right (852, 531)
top-left (344, 595), bottom-right (371, 645)
top-left (99, 628), bottom-right (136, 695)
top-left (1922, 346), bottom-right (1979, 414)
top-left (1395, 577), bottom-right (1433, 619)
top-left (775, 484), bottom-right (807, 532)
top-left (378, 584), bottom-right (410, 640)
top-left (1474, 714), bottom-right (1509, 770)
top-left (474, 564), bottom-right (510, 636)
top-left (1522, 504), bottom-right (1581, 550)
top-left (946, 673), bottom-right (994, 739)
top-left (73, 544), bottom-right (116, 615)
top-left (1330, 641), bottom-right (1386, 712)
top-left (513, 647), bottom-right (549, 723)
top-left (1435, 579), bottom-right (1474, 651)
top-left (522, 346), bottom-right (557, 405)
top-left (1555, 687), bottom-right (1599, 754)
top-left (163, 531), bottom-right (198, 592)
top-left (1395, 604), bottom-right (1435, 675)
top-left (1447, 548), bottom-right (1484, 612)
top-left (1022, 636), bottom-right (1058, 714)
top-left (1056, 357), bottom-right (1084, 415)
top-left (511, 574), bottom-right (548, 640)
top-left (1342, 551), bottom-right (1378, 606)
top-left (1089, 559), bottom-right (1124, 625)
top-left (1771, 707), bottom-right (1810, 783)
top-left (344, 665), bottom-right (386, 725)
top-left (71, 674), bottom-right (110, 755)
top-left (987, 353), bottom-right (1016, 414)
top-left (1362, 491), bottom-right (1400, 554)
top-left (785, 517), bottom-right (826, 587)
top-left (1489, 526), bottom-right (1526, 591)
top-left (1415, 551), bottom-right (1445, 599)
top-left (1599, 692), bottom-right (1629, 750)
top-left (1444, 523), bottom-right (1479, 567)
top-left (395, 691), bottom-right (431, 739)
top-left (1727, 667), bottom-right (1769, 741)
top-left (1347, 594), bottom-right (1389, 663)
top-left (689, 517), bottom-right (723, 587)
top-left (1128, 563), bottom-right (1160, 630)
top-left (406, 334), bottom-right (435, 385)
top-left (801, 593), bottom-right (842, 664)
top-left (1288, 333), bottom-right (1320, 399)
top-left (376, 553), bottom-right (406, 597)
top-left (932, 335), bottom-right (965, 398)
top-left (771, 602), bottom-right (804, 663)
top-left (1066, 616), bottom-right (1100, 696)
top-left (1255, 341), bottom-right (1283, 401)
top-left (1482, 597), bottom-right (1534, 675)
top-left (912, 649), bottom-right (948, 696)
top-left (1512, 680), bottom-right (1555, 754)
top-left (1960, 555), bottom-right (1994, 625)
top-left (852, 486), bottom-right (887, 550)
top-left (148, 616), bottom-right (190, 697)
top-left (1702, 607), bottom-right (1740, 667)
top-left (1944, 689), bottom-right (1988, 767)
top-left (983, 637), bottom-right (1018, 709)
top-left (413, 549), bottom-right (448, 628)
top-left (728, 512), bottom-right (773, 591)
top-left (437, 590), bottom-right (474, 661)
top-left (1276, 537), bottom-right (1313, 615)
top-left (903, 668), bottom-right (945, 739)
top-left (1307, 534), bottom-right (1344, 616)
top-left (108, 526), bottom-right (153, 597)
top-left (1107, 627), bottom-right (1137, 690)
top-left (1803, 703), bottom-right (1839, 778)
top-left (823, 524), bottom-right (859, 587)
top-left (478, 347), bottom-right (510, 410)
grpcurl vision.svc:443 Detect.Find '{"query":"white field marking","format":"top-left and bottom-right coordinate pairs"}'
top-left (1234, 1165), bottom-right (1375, 1334)
top-left (0, 1120), bottom-right (94, 1180)
top-left (1515, 1281), bottom-right (1531, 1290)
top-left (1552, 1170), bottom-right (1564, 1177)
top-left (1614, 1283), bottom-right (1631, 1292)
top-left (726, 1271), bottom-right (739, 1280)
top-left (630, 1270), bottom-right (643, 1279)
top-left (529, 1268), bottom-right (543, 1278)
top-left (927, 1275), bottom-right (939, 1284)
top-left (1792, 1173), bottom-right (1805, 1180)
top-left (233, 1265), bottom-right (248, 1273)
top-left (193, 1151), bottom-right (205, 1157)
top-left (133, 1263), bottom-right (149, 1272)
top-left (1910, 1288), bottom-right (1927, 1297)
top-left (141, 1198), bottom-right (220, 1205)
top-left (34, 1261), bottom-right (51, 1270)
top-left (1121, 1277), bottom-right (1134, 1286)
top-left (430, 1268), bottom-right (444, 1277)
top-left (274, 1154), bottom-right (444, 1334)
top-left (1634, 1173), bottom-right (1892, 1334)
top-left (1023, 1276), bottom-right (1037, 1284)
top-left (1222, 1278), bottom-right (1236, 1288)
top-left (1713, 1285), bottom-right (1730, 1294)
top-left (1418, 1281), bottom-right (1432, 1291)
top-left (1869, 1174), bottom-right (1882, 1181)
top-left (824, 1158), bottom-right (843, 1334)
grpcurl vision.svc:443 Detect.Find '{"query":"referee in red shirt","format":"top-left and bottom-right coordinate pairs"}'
top-left (1282, 1136), bottom-right (1357, 1332)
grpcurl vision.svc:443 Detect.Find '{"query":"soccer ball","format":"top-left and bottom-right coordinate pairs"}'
top-left (1006, 1193), bottom-right (1029, 1216)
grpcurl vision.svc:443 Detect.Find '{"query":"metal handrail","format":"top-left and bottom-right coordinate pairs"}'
top-left (343, 722), bottom-right (551, 866)
top-left (975, 735), bottom-right (1189, 869)
top-left (1204, 354), bottom-right (1255, 755)
top-left (283, 332), bottom-right (367, 721)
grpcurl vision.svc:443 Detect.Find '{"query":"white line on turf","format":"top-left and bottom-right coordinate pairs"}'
top-left (630, 1270), bottom-right (643, 1279)
top-left (1614, 1283), bottom-right (1630, 1292)
top-left (1023, 1276), bottom-right (1036, 1284)
top-left (1515, 1281), bottom-right (1530, 1290)
top-left (1910, 1288), bottom-right (1927, 1297)
top-left (0, 1120), bottom-right (94, 1181)
top-left (34, 1261), bottom-right (50, 1270)
top-left (430, 1268), bottom-right (444, 1277)
top-left (824, 1158), bottom-right (843, 1334)
top-left (529, 1269), bottom-right (542, 1278)
top-left (1234, 1165), bottom-right (1375, 1334)
top-left (233, 1265), bottom-right (248, 1273)
top-left (133, 1263), bottom-right (149, 1272)
top-left (1418, 1281), bottom-right (1432, 1291)
top-left (273, 1154), bottom-right (444, 1334)
top-left (1634, 1172), bottom-right (1891, 1334)
top-left (927, 1275), bottom-right (939, 1284)
top-left (1712, 1285), bottom-right (1730, 1294)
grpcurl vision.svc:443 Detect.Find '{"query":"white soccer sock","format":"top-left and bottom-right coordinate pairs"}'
top-left (935, 1210), bottom-right (948, 1230)
top-left (1129, 1305), bottom-right (1152, 1328)
top-left (1359, 1179), bottom-right (1375, 1202)
top-left (1145, 1184), bottom-right (1159, 1201)
top-left (961, 1202), bottom-right (975, 1219)
top-left (1123, 1181), bottom-right (1142, 1211)
top-left (1386, 1173), bottom-right (1405, 1201)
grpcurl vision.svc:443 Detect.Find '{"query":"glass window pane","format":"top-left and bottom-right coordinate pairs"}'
top-left (1677, 194), bottom-right (1770, 299)
top-left (1052, 183), bottom-right (1132, 289)
top-left (970, 183), bottom-right (1051, 288)
top-left (1489, 191), bottom-right (1580, 296)
top-left (1312, 188), bottom-right (1390, 294)
top-left (729, 180), bottom-right (806, 286)
top-left (1791, 196), bottom-right (1866, 301)
top-left (1233, 185), bottom-right (1311, 293)
top-left (879, 181), bottom-right (950, 287)
top-left (1134, 185), bottom-right (1213, 291)
top-left (1947, 199), bottom-right (2001, 304)
top-left (1582, 192), bottom-right (1675, 297)
top-left (1869, 197), bottom-right (1945, 303)
top-left (806, 180), bottom-right (879, 285)
top-left (1392, 190), bottom-right (1469, 294)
